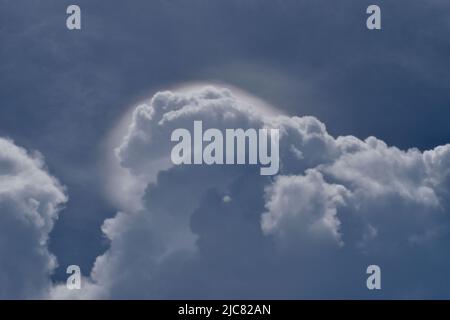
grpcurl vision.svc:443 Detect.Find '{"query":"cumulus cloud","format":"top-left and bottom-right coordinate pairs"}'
top-left (0, 138), bottom-right (67, 299)
top-left (74, 86), bottom-right (450, 299)
top-left (261, 170), bottom-right (348, 246)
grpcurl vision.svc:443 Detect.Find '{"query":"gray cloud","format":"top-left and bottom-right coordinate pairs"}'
top-left (0, 138), bottom-right (67, 299)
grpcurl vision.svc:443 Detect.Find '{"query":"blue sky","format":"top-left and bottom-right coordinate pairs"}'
top-left (1, 0), bottom-right (450, 299)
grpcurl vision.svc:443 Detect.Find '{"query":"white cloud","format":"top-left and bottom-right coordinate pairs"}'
top-left (71, 85), bottom-right (450, 298)
top-left (0, 138), bottom-right (67, 299)
top-left (261, 170), bottom-right (348, 246)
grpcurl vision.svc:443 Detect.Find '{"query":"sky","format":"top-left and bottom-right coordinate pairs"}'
top-left (1, 0), bottom-right (450, 299)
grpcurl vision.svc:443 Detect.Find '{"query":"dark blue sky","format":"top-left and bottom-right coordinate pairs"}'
top-left (1, 0), bottom-right (450, 291)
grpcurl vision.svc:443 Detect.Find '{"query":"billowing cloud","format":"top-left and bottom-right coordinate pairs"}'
top-left (70, 86), bottom-right (450, 299)
top-left (0, 138), bottom-right (67, 299)
top-left (261, 170), bottom-right (348, 246)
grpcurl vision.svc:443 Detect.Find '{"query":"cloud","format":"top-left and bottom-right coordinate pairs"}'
top-left (0, 138), bottom-right (67, 299)
top-left (261, 170), bottom-right (348, 246)
top-left (3, 0), bottom-right (450, 291)
top-left (71, 86), bottom-right (450, 298)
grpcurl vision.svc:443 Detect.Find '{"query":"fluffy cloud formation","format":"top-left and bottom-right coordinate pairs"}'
top-left (74, 86), bottom-right (450, 299)
top-left (0, 138), bottom-right (67, 299)
top-left (261, 170), bottom-right (348, 246)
